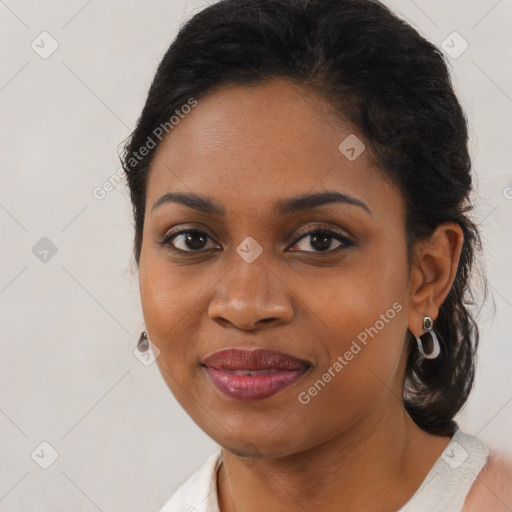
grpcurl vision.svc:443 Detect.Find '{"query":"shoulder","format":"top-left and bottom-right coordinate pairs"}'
top-left (463, 449), bottom-right (512, 512)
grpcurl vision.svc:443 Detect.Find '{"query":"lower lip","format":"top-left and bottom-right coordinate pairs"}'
top-left (204, 367), bottom-right (308, 401)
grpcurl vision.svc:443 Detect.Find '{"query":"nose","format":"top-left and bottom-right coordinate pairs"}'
top-left (208, 255), bottom-right (295, 331)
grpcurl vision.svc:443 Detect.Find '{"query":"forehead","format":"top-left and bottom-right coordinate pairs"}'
top-left (145, 79), bottom-right (400, 216)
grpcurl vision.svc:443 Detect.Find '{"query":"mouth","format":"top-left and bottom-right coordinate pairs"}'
top-left (201, 348), bottom-right (312, 401)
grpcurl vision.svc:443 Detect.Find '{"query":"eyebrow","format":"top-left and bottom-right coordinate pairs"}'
top-left (151, 190), bottom-right (372, 217)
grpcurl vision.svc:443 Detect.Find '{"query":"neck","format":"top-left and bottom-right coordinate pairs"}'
top-left (217, 399), bottom-right (452, 512)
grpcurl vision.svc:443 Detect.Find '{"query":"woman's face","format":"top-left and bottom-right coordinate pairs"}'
top-left (139, 78), bottom-right (414, 457)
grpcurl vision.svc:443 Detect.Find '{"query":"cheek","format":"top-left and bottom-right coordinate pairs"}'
top-left (304, 236), bottom-right (409, 344)
top-left (139, 270), bottom-right (201, 410)
top-left (296, 238), bottom-right (409, 398)
top-left (139, 254), bottom-right (191, 361)
top-left (138, 252), bottom-right (218, 398)
top-left (139, 242), bottom-right (204, 327)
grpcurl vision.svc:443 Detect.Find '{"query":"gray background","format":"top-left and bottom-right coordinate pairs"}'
top-left (1, 0), bottom-right (511, 510)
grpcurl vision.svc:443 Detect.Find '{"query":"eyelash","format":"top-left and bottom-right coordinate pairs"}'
top-left (157, 226), bottom-right (355, 256)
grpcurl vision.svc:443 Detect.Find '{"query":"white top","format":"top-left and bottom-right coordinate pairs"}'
top-left (159, 427), bottom-right (489, 512)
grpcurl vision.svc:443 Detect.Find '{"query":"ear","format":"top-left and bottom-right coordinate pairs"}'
top-left (408, 222), bottom-right (464, 337)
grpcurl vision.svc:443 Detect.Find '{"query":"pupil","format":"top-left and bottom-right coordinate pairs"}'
top-left (186, 232), bottom-right (207, 250)
top-left (311, 233), bottom-right (331, 251)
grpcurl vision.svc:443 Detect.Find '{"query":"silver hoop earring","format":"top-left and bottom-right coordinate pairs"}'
top-left (137, 331), bottom-right (150, 353)
top-left (415, 316), bottom-right (440, 359)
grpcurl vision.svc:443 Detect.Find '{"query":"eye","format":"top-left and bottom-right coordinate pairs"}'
top-left (289, 228), bottom-right (354, 254)
top-left (158, 229), bottom-right (220, 253)
top-left (157, 226), bottom-right (354, 255)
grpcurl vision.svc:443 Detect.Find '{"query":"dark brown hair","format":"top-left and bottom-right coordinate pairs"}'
top-left (120, 0), bottom-right (485, 436)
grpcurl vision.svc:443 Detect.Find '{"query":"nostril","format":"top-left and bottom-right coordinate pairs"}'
top-left (258, 317), bottom-right (277, 324)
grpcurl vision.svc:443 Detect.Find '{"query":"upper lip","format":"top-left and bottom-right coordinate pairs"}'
top-left (201, 348), bottom-right (312, 371)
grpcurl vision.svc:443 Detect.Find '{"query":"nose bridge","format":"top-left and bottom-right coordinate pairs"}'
top-left (208, 243), bottom-right (294, 329)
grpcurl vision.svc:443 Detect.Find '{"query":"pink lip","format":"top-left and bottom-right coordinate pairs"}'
top-left (201, 348), bottom-right (311, 401)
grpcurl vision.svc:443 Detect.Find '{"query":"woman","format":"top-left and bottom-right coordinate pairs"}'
top-left (121, 0), bottom-right (512, 510)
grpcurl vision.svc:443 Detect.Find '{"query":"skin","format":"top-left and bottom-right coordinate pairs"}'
top-left (464, 454), bottom-right (512, 511)
top-left (136, 78), bottom-right (498, 511)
